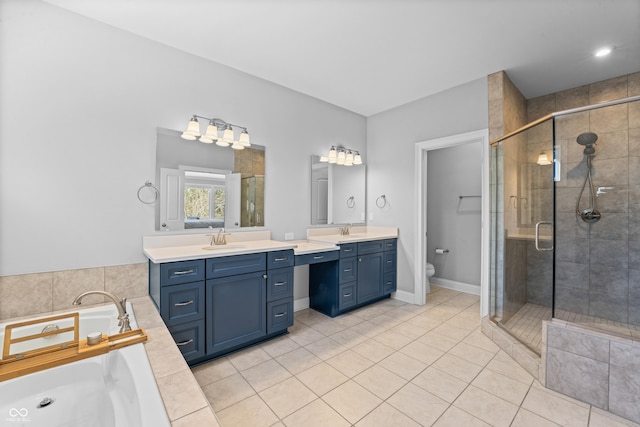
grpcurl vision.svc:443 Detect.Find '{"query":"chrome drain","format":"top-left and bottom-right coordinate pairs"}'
top-left (37, 397), bottom-right (54, 408)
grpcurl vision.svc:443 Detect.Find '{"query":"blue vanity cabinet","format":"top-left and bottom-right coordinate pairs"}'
top-left (309, 238), bottom-right (397, 317)
top-left (266, 250), bottom-right (295, 334)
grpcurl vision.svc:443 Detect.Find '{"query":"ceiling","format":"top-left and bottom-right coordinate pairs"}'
top-left (43, 0), bottom-right (640, 116)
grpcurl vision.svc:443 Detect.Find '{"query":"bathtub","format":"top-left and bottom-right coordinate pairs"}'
top-left (0, 303), bottom-right (170, 427)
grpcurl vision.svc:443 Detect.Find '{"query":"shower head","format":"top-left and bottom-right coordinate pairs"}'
top-left (577, 132), bottom-right (598, 146)
top-left (577, 132), bottom-right (598, 156)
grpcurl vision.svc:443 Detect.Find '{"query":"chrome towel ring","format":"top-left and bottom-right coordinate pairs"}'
top-left (346, 196), bottom-right (355, 208)
top-left (376, 195), bottom-right (387, 208)
top-left (137, 181), bottom-right (159, 205)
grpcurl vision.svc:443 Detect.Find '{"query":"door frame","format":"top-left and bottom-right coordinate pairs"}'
top-left (414, 129), bottom-right (490, 316)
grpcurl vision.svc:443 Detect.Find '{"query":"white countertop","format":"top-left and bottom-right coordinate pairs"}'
top-left (144, 239), bottom-right (297, 263)
top-left (307, 226), bottom-right (398, 245)
top-left (292, 240), bottom-right (339, 255)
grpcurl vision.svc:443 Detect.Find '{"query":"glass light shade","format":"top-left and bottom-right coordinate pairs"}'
top-left (346, 151), bottom-right (354, 162)
top-left (181, 131), bottom-right (197, 140)
top-left (204, 123), bottom-right (219, 140)
top-left (199, 136), bottom-right (214, 144)
top-left (319, 156), bottom-right (329, 162)
top-left (239, 130), bottom-right (251, 146)
top-left (328, 146), bottom-right (337, 160)
top-left (337, 150), bottom-right (346, 161)
top-left (186, 117), bottom-right (201, 136)
top-left (537, 152), bottom-right (552, 165)
top-left (353, 152), bottom-right (362, 165)
top-left (216, 139), bottom-right (230, 147)
top-left (222, 126), bottom-right (234, 142)
top-left (328, 157), bottom-right (337, 164)
top-left (231, 141), bottom-right (245, 150)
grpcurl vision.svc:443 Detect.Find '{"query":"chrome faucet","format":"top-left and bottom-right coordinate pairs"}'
top-left (72, 291), bottom-right (131, 333)
top-left (211, 227), bottom-right (230, 245)
top-left (340, 223), bottom-right (352, 236)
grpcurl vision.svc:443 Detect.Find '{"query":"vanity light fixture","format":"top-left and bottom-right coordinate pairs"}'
top-left (181, 115), bottom-right (251, 150)
top-left (537, 151), bottom-right (552, 165)
top-left (320, 146), bottom-right (363, 166)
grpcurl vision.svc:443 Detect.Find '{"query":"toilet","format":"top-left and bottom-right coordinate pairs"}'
top-left (426, 262), bottom-right (435, 286)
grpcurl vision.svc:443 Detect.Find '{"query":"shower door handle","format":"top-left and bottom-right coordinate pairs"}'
top-left (535, 221), bottom-right (554, 252)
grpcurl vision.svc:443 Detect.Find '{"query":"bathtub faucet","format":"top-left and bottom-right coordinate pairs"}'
top-left (72, 291), bottom-right (131, 333)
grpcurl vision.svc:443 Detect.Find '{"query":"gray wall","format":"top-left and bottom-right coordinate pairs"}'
top-left (426, 143), bottom-right (482, 286)
top-left (367, 79), bottom-right (489, 294)
top-left (0, 0), bottom-right (366, 276)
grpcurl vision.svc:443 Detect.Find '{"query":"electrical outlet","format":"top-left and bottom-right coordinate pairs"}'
top-left (284, 232), bottom-right (294, 240)
top-left (369, 212), bottom-right (374, 221)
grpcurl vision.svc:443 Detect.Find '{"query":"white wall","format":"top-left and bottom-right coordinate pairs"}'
top-left (367, 79), bottom-right (488, 295)
top-left (0, 0), bottom-right (366, 276)
top-left (427, 143), bottom-right (482, 286)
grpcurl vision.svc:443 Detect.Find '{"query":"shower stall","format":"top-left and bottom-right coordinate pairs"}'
top-left (489, 94), bottom-right (640, 355)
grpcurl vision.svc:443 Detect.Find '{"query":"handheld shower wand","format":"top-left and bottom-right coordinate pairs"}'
top-left (575, 132), bottom-right (601, 223)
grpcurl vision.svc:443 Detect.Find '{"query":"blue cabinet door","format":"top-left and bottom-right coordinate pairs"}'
top-left (206, 271), bottom-right (266, 355)
top-left (357, 252), bottom-right (383, 304)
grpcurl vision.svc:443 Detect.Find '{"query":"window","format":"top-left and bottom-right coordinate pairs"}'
top-left (184, 184), bottom-right (225, 220)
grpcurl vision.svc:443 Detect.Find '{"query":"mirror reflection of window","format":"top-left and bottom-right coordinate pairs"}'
top-left (183, 170), bottom-right (227, 229)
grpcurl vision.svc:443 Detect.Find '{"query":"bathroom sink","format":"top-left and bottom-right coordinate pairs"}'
top-left (201, 244), bottom-right (244, 251)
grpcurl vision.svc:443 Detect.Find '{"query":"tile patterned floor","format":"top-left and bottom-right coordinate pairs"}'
top-left (191, 287), bottom-right (639, 426)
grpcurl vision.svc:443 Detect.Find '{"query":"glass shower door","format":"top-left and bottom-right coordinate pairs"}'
top-left (490, 120), bottom-right (555, 355)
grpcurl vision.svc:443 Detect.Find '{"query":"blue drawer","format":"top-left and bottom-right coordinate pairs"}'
top-left (206, 253), bottom-right (266, 278)
top-left (383, 251), bottom-right (397, 273)
top-left (339, 257), bottom-right (357, 283)
top-left (267, 250), bottom-right (294, 270)
top-left (267, 297), bottom-right (294, 333)
top-left (169, 320), bottom-right (205, 362)
top-left (160, 281), bottom-right (205, 326)
top-left (358, 240), bottom-right (384, 255)
top-left (295, 250), bottom-right (339, 265)
top-left (338, 282), bottom-right (356, 310)
top-left (384, 239), bottom-right (397, 252)
top-left (383, 272), bottom-right (397, 294)
top-left (267, 268), bottom-right (293, 302)
top-left (339, 243), bottom-right (356, 258)
top-left (160, 260), bottom-right (205, 286)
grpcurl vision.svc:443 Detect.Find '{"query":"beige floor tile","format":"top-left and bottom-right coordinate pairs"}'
top-left (329, 328), bottom-right (369, 348)
top-left (171, 407), bottom-right (221, 427)
top-left (373, 329), bottom-right (414, 349)
top-left (294, 308), bottom-right (331, 325)
top-left (296, 362), bottom-right (349, 396)
top-left (378, 351), bottom-right (427, 380)
top-left (471, 368), bottom-right (531, 406)
top-left (156, 368), bottom-right (210, 421)
top-left (322, 380), bottom-right (383, 424)
top-left (333, 311), bottom-right (366, 327)
top-left (463, 330), bottom-right (501, 353)
top-left (453, 385), bottom-right (518, 427)
top-left (432, 353), bottom-right (483, 383)
top-left (418, 331), bottom-right (461, 352)
top-left (282, 399), bottom-right (350, 427)
top-left (389, 320), bottom-right (430, 339)
top-left (259, 335), bottom-right (301, 358)
top-left (387, 382), bottom-right (449, 426)
top-left (259, 377), bottom-right (317, 419)
top-left (216, 394), bottom-right (279, 427)
top-left (350, 319), bottom-right (389, 338)
top-left (353, 365), bottom-right (407, 400)
top-left (228, 346), bottom-right (273, 371)
top-left (304, 336), bottom-right (349, 360)
top-left (355, 402), bottom-right (421, 427)
top-left (399, 340), bottom-right (445, 365)
top-left (309, 318), bottom-right (349, 335)
top-left (201, 373), bottom-right (256, 411)
top-left (405, 313), bottom-right (443, 330)
top-left (511, 409), bottom-right (562, 427)
top-left (288, 323), bottom-right (327, 346)
top-left (432, 323), bottom-right (472, 341)
top-left (326, 349), bottom-right (375, 378)
top-left (275, 346), bottom-right (322, 375)
top-left (368, 313), bottom-right (403, 329)
top-left (411, 366), bottom-right (468, 403)
top-left (191, 357), bottom-right (237, 386)
top-left (352, 339), bottom-right (396, 363)
top-left (240, 359), bottom-right (292, 392)
top-left (448, 341), bottom-right (495, 367)
top-left (432, 406), bottom-right (492, 427)
top-left (484, 350), bottom-right (535, 385)
top-left (521, 386), bottom-right (590, 427)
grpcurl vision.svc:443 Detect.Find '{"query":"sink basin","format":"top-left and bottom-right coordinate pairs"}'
top-left (201, 244), bottom-right (244, 251)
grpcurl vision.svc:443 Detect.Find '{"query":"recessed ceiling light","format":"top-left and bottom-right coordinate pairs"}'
top-left (594, 47), bottom-right (612, 57)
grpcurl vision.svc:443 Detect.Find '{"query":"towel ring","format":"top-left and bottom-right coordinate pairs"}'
top-left (376, 195), bottom-right (387, 208)
top-left (346, 196), bottom-right (355, 208)
top-left (137, 181), bottom-right (159, 205)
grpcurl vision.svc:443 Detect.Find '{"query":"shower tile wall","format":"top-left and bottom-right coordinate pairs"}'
top-left (528, 72), bottom-right (640, 326)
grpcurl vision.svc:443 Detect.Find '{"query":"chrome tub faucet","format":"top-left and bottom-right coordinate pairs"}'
top-left (72, 291), bottom-right (131, 333)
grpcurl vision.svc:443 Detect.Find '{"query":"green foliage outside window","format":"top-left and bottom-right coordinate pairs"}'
top-left (185, 187), bottom-right (225, 220)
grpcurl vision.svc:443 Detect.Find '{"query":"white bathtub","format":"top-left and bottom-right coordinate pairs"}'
top-left (0, 303), bottom-right (170, 427)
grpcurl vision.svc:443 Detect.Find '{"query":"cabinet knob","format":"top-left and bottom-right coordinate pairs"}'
top-left (263, 274), bottom-right (268, 279)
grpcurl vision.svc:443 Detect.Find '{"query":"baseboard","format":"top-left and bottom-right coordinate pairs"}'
top-left (392, 290), bottom-right (416, 304)
top-left (430, 277), bottom-right (481, 295)
top-left (294, 297), bottom-right (310, 312)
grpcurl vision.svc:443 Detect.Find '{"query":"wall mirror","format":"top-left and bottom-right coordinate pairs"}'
top-left (155, 128), bottom-right (265, 231)
top-left (310, 155), bottom-right (366, 225)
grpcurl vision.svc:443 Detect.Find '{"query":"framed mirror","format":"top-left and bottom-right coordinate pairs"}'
top-left (155, 128), bottom-right (265, 231)
top-left (310, 155), bottom-right (366, 225)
